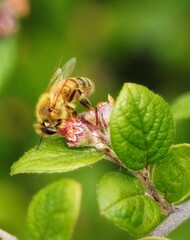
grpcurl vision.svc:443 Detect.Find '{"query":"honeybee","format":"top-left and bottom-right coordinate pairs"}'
top-left (34, 57), bottom-right (94, 136)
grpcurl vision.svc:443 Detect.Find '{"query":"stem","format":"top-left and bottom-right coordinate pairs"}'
top-left (95, 142), bottom-right (126, 168)
top-left (0, 229), bottom-right (17, 240)
top-left (149, 200), bottom-right (190, 237)
top-left (135, 168), bottom-right (173, 215)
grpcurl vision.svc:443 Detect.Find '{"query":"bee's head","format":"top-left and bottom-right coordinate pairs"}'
top-left (34, 93), bottom-right (68, 136)
top-left (34, 119), bottom-right (62, 136)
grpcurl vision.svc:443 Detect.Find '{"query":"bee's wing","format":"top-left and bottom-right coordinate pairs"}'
top-left (47, 57), bottom-right (76, 91)
top-left (48, 57), bottom-right (76, 109)
top-left (61, 57), bottom-right (76, 79)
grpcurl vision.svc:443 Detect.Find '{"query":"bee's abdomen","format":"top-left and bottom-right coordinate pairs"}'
top-left (67, 77), bottom-right (94, 96)
top-left (78, 77), bottom-right (94, 93)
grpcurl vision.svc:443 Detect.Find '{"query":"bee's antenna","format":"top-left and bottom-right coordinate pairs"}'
top-left (36, 136), bottom-right (43, 150)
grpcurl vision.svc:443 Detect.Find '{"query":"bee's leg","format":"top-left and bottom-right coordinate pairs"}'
top-left (71, 89), bottom-right (93, 110)
top-left (80, 98), bottom-right (93, 110)
top-left (65, 104), bottom-right (77, 118)
top-left (69, 88), bottom-right (93, 111)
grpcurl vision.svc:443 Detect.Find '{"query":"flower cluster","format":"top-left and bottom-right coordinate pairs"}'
top-left (59, 96), bottom-right (114, 148)
top-left (59, 95), bottom-right (124, 165)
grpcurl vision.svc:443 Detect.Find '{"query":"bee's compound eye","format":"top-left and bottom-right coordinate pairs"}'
top-left (43, 128), bottom-right (57, 135)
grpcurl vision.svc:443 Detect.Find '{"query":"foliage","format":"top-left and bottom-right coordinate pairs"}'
top-left (153, 144), bottom-right (190, 203)
top-left (171, 92), bottom-right (190, 121)
top-left (11, 138), bottom-right (103, 174)
top-left (10, 83), bottom-right (190, 239)
top-left (27, 179), bottom-right (81, 240)
top-left (97, 171), bottom-right (161, 236)
top-left (110, 83), bottom-right (174, 169)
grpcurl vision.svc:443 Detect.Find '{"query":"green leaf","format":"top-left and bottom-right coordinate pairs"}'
top-left (171, 92), bottom-right (190, 121)
top-left (138, 238), bottom-right (170, 240)
top-left (11, 138), bottom-right (103, 175)
top-left (27, 179), bottom-right (81, 240)
top-left (153, 144), bottom-right (190, 203)
top-left (110, 83), bottom-right (174, 170)
top-left (97, 171), bottom-right (161, 236)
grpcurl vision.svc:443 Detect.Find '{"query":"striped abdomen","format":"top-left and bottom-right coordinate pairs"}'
top-left (61, 77), bottom-right (94, 103)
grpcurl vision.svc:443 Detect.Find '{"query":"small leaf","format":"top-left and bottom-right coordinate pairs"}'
top-left (97, 172), bottom-right (161, 236)
top-left (110, 83), bottom-right (174, 170)
top-left (153, 144), bottom-right (190, 203)
top-left (97, 171), bottom-right (144, 210)
top-left (171, 92), bottom-right (190, 121)
top-left (11, 138), bottom-right (103, 174)
top-left (138, 237), bottom-right (170, 240)
top-left (27, 178), bottom-right (81, 240)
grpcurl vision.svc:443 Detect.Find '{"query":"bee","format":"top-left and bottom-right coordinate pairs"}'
top-left (34, 57), bottom-right (94, 136)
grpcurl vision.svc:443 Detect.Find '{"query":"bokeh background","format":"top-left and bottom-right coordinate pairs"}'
top-left (0, 0), bottom-right (190, 239)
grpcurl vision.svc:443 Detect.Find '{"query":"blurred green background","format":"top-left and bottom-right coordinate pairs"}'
top-left (0, 0), bottom-right (190, 239)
